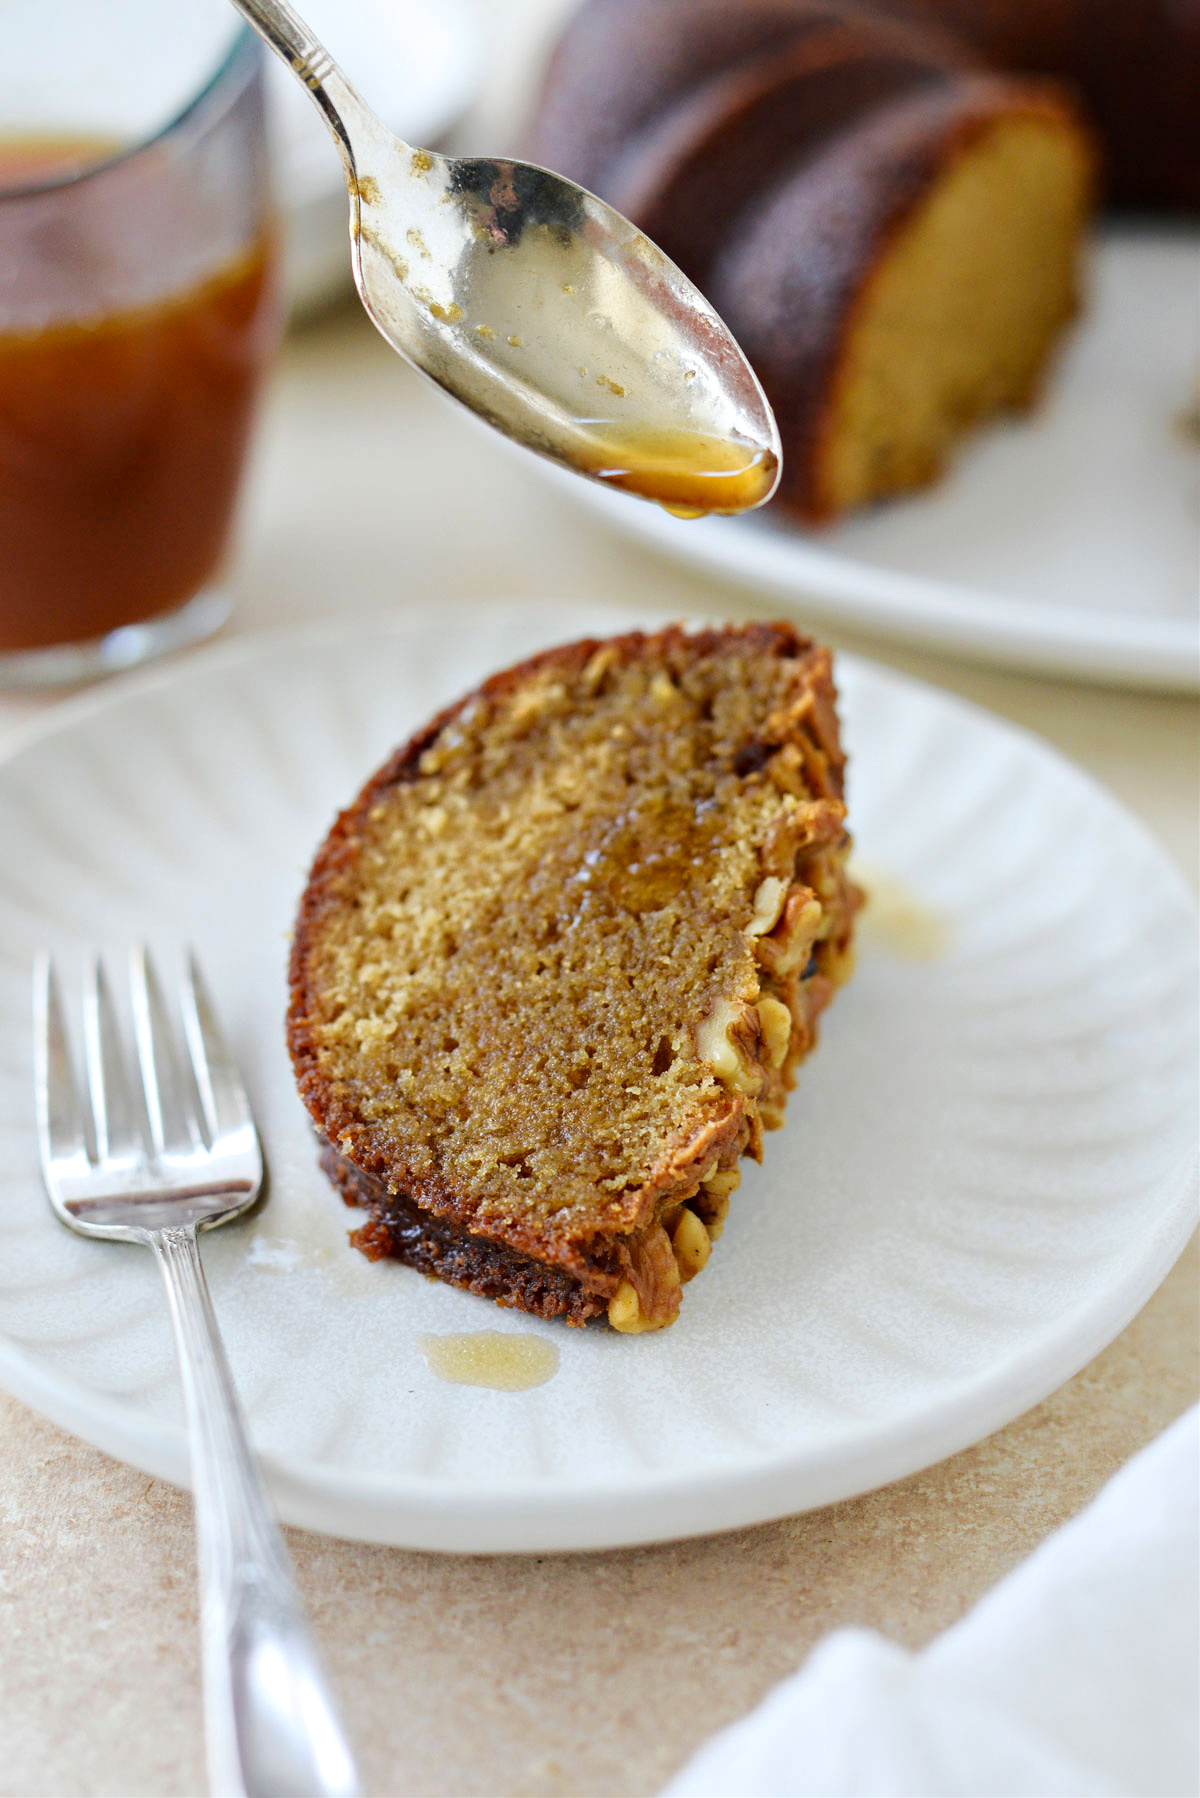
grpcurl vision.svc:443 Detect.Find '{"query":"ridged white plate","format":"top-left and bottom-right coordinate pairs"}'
top-left (0, 604), bottom-right (1195, 1552)
top-left (547, 230), bottom-right (1200, 690)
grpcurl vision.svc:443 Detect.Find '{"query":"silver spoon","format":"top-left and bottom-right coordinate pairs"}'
top-left (229, 0), bottom-right (781, 516)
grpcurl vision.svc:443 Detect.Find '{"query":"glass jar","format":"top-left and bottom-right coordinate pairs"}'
top-left (0, 2), bottom-right (280, 685)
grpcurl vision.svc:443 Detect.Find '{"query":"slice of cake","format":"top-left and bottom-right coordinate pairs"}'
top-left (287, 624), bottom-right (858, 1331)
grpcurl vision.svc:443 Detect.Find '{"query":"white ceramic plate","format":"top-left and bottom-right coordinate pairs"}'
top-left (0, 604), bottom-right (1194, 1553)
top-left (548, 230), bottom-right (1200, 690)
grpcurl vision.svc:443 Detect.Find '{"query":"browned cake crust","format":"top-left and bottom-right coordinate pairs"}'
top-left (288, 623), bottom-right (859, 1331)
top-left (524, 0), bottom-right (856, 195)
top-left (863, 0), bottom-right (1200, 209)
top-left (601, 17), bottom-right (964, 289)
top-left (320, 1145), bottom-right (609, 1324)
top-left (526, 0), bottom-right (1197, 212)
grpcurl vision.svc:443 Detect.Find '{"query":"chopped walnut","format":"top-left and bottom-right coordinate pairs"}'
top-left (756, 995), bottom-right (792, 1067)
top-left (508, 680), bottom-right (566, 730)
top-left (607, 1281), bottom-right (650, 1332)
top-left (671, 1206), bottom-right (711, 1282)
top-left (755, 891), bottom-right (822, 976)
top-left (608, 1223), bottom-right (681, 1331)
top-left (746, 875), bottom-right (787, 937)
top-left (694, 996), bottom-right (762, 1094)
top-left (581, 645), bottom-right (619, 692)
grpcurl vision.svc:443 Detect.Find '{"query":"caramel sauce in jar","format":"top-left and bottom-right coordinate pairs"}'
top-left (0, 137), bottom-right (277, 653)
top-left (578, 423), bottom-right (778, 516)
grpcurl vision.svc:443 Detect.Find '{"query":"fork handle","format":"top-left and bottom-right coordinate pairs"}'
top-left (152, 1224), bottom-right (361, 1798)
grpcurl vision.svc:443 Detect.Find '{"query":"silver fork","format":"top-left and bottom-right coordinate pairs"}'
top-left (34, 947), bottom-right (360, 1798)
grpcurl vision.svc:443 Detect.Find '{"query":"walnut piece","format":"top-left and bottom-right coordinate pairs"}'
top-left (746, 875), bottom-right (787, 937)
top-left (694, 997), bottom-right (762, 1094)
top-left (756, 995), bottom-right (792, 1067)
top-left (608, 1223), bottom-right (682, 1331)
top-left (755, 890), bottom-right (822, 976)
top-left (671, 1206), bottom-right (712, 1282)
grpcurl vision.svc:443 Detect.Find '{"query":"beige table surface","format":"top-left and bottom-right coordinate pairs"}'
top-left (2, 12), bottom-right (1199, 1792)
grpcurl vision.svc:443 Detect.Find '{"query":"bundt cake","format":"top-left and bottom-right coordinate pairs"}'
top-left (524, 0), bottom-right (1128, 521)
top-left (287, 623), bottom-right (858, 1332)
top-left (864, 0), bottom-right (1200, 210)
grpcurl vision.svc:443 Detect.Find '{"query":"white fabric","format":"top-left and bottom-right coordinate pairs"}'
top-left (664, 1407), bottom-right (1200, 1798)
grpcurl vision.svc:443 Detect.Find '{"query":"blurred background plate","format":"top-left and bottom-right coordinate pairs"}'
top-left (546, 227), bottom-right (1200, 691)
top-left (266, 0), bottom-right (484, 311)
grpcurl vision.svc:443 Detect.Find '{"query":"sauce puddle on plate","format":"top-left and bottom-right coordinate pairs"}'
top-left (852, 866), bottom-right (951, 960)
top-left (419, 1330), bottom-right (560, 1391)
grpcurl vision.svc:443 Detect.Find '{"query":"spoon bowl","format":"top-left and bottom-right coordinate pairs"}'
top-left (230, 0), bottom-right (782, 512)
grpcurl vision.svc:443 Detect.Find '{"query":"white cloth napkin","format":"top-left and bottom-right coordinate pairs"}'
top-left (664, 1406), bottom-right (1199, 1798)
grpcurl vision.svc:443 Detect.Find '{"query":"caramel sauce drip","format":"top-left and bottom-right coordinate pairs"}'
top-left (418, 1331), bottom-right (560, 1391)
top-left (0, 148), bottom-right (276, 651)
top-left (578, 423), bottom-right (778, 517)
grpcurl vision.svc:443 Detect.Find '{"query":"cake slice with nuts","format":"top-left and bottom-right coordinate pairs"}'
top-left (287, 623), bottom-right (858, 1332)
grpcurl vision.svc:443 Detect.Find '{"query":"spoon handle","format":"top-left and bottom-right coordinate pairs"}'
top-left (227, 0), bottom-right (373, 165)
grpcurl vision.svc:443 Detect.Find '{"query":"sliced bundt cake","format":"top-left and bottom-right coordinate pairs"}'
top-left (288, 624), bottom-right (858, 1332)
top-left (710, 76), bottom-right (1093, 520)
top-left (524, 0), bottom-right (1096, 522)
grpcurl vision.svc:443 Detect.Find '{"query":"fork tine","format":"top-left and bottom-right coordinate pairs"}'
top-left (82, 957), bottom-right (144, 1165)
top-left (130, 945), bottom-right (199, 1159)
top-left (33, 953), bottom-right (89, 1175)
top-left (179, 950), bottom-right (254, 1147)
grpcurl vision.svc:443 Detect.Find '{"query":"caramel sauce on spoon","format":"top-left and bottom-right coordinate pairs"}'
top-left (575, 423), bottom-right (779, 517)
